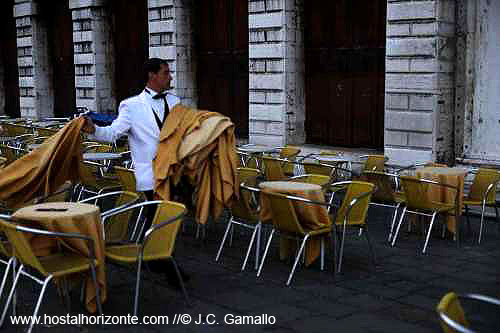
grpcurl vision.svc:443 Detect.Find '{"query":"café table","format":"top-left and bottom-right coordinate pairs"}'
top-left (416, 166), bottom-right (467, 235)
top-left (13, 202), bottom-right (106, 313)
top-left (83, 152), bottom-right (122, 161)
top-left (259, 181), bottom-right (331, 266)
top-left (237, 144), bottom-right (276, 169)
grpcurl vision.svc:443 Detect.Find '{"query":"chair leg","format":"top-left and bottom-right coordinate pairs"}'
top-left (257, 229), bottom-right (275, 278)
top-left (255, 223), bottom-right (262, 271)
top-left (388, 203), bottom-right (401, 243)
top-left (171, 258), bottom-right (191, 307)
top-left (133, 257), bottom-right (143, 317)
top-left (391, 207), bottom-right (407, 247)
top-left (422, 212), bottom-right (437, 254)
top-left (495, 205), bottom-right (500, 234)
top-left (332, 225), bottom-right (339, 276)
top-left (89, 262), bottom-right (103, 316)
top-left (478, 201), bottom-right (487, 244)
top-left (464, 205), bottom-right (472, 236)
top-left (242, 222), bottom-right (260, 271)
top-left (0, 264), bottom-right (23, 327)
top-left (0, 258), bottom-right (14, 326)
top-left (215, 217), bottom-right (233, 263)
top-left (364, 226), bottom-right (377, 268)
top-left (26, 275), bottom-right (52, 333)
top-left (337, 223), bottom-right (347, 273)
top-left (286, 235), bottom-right (309, 286)
top-left (320, 236), bottom-right (325, 271)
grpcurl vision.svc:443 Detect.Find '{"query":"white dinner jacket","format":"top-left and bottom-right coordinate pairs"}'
top-left (91, 90), bottom-right (180, 191)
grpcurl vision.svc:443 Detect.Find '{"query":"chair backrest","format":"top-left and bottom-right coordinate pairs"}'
top-left (467, 168), bottom-right (500, 204)
top-left (79, 161), bottom-right (104, 188)
top-left (0, 218), bottom-right (48, 275)
top-left (279, 146), bottom-right (300, 175)
top-left (436, 292), bottom-right (469, 333)
top-left (3, 123), bottom-right (32, 136)
top-left (0, 145), bottom-right (19, 164)
top-left (114, 166), bottom-right (137, 192)
top-left (362, 171), bottom-right (399, 204)
top-left (144, 201), bottom-right (186, 257)
top-left (319, 150), bottom-right (341, 156)
top-left (84, 144), bottom-right (112, 153)
top-left (400, 175), bottom-right (457, 211)
top-left (262, 156), bottom-right (287, 181)
top-left (231, 168), bottom-right (260, 223)
top-left (36, 127), bottom-right (58, 138)
top-left (0, 156), bottom-right (7, 168)
top-left (335, 181), bottom-right (375, 225)
top-left (103, 191), bottom-right (141, 242)
top-left (302, 162), bottom-right (335, 178)
top-left (261, 190), bottom-right (305, 234)
top-left (362, 155), bottom-right (386, 172)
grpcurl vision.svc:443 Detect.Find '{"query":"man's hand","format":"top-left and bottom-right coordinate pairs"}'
top-left (81, 116), bottom-right (96, 134)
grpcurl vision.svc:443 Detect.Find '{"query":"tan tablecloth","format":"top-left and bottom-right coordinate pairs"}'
top-left (259, 181), bottom-right (331, 266)
top-left (13, 202), bottom-right (106, 313)
top-left (416, 167), bottom-right (467, 234)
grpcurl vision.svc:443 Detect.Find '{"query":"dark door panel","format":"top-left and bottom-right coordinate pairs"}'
top-left (196, 0), bottom-right (248, 138)
top-left (305, 0), bottom-right (386, 148)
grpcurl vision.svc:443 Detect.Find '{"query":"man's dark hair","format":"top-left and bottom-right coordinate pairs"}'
top-left (144, 58), bottom-right (168, 82)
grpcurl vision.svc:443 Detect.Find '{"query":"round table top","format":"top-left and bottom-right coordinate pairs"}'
top-left (14, 202), bottom-right (99, 220)
top-left (316, 155), bottom-right (351, 163)
top-left (83, 152), bottom-right (122, 160)
top-left (259, 181), bottom-right (322, 192)
top-left (417, 167), bottom-right (468, 176)
top-left (237, 144), bottom-right (275, 153)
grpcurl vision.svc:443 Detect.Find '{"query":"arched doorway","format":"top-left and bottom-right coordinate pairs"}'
top-left (304, 0), bottom-right (386, 148)
top-left (195, 0), bottom-right (249, 138)
top-left (0, 0), bottom-right (20, 117)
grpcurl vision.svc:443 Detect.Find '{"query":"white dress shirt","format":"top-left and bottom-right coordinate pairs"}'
top-left (91, 89), bottom-right (180, 191)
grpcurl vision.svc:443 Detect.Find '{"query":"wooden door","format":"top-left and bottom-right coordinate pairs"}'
top-left (40, 0), bottom-right (76, 117)
top-left (304, 0), bottom-right (386, 148)
top-left (0, 0), bottom-right (20, 117)
top-left (196, 0), bottom-right (249, 138)
top-left (110, 0), bottom-right (148, 106)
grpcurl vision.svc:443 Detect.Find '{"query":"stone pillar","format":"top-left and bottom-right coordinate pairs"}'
top-left (248, 0), bottom-right (305, 146)
top-left (148, 1), bottom-right (177, 93)
top-left (14, 0), bottom-right (53, 119)
top-left (384, 0), bottom-right (456, 165)
top-left (69, 0), bottom-right (114, 113)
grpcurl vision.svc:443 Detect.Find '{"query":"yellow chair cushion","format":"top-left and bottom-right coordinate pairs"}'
top-left (39, 252), bottom-right (96, 278)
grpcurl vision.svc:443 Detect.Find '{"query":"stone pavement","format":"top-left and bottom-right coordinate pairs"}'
top-left (1, 206), bottom-right (500, 332)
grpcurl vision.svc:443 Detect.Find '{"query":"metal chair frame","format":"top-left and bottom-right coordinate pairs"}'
top-left (437, 293), bottom-right (500, 333)
top-left (244, 185), bottom-right (334, 286)
top-left (101, 200), bottom-right (189, 316)
top-left (391, 177), bottom-right (460, 254)
top-left (0, 220), bottom-right (102, 333)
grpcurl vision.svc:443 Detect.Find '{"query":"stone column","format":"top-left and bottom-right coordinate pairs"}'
top-left (248, 0), bottom-right (305, 146)
top-left (384, 0), bottom-right (456, 165)
top-left (69, 0), bottom-right (115, 113)
top-left (14, 0), bottom-right (53, 119)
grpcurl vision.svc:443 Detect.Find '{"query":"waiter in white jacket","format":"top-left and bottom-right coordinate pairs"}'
top-left (81, 58), bottom-right (189, 288)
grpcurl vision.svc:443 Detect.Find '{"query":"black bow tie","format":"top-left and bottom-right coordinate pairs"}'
top-left (152, 92), bottom-right (168, 100)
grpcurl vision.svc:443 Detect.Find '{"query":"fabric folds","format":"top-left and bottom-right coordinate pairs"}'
top-left (0, 118), bottom-right (84, 208)
top-left (153, 104), bottom-right (239, 225)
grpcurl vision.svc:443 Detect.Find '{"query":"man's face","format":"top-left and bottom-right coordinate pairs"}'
top-left (150, 63), bottom-right (172, 91)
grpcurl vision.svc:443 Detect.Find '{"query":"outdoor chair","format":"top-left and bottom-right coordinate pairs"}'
top-left (331, 181), bottom-right (377, 273)
top-left (35, 127), bottom-right (58, 138)
top-left (103, 200), bottom-right (188, 316)
top-left (76, 161), bottom-right (122, 201)
top-left (0, 217), bottom-right (103, 333)
top-left (361, 171), bottom-right (406, 242)
top-left (216, 167), bottom-right (263, 271)
top-left (262, 156), bottom-right (332, 188)
top-left (276, 145), bottom-right (301, 176)
top-left (359, 155), bottom-right (387, 172)
top-left (437, 292), bottom-right (500, 333)
top-left (391, 176), bottom-right (459, 254)
top-left (463, 168), bottom-right (500, 244)
top-left (255, 189), bottom-right (333, 286)
top-left (0, 156), bottom-right (6, 168)
top-left (78, 191), bottom-right (141, 243)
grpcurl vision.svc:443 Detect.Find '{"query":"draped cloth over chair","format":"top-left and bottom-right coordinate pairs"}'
top-left (259, 181), bottom-right (331, 266)
top-left (0, 118), bottom-right (85, 209)
top-left (416, 167), bottom-right (467, 234)
top-left (12, 202), bottom-right (106, 314)
top-left (153, 105), bottom-right (239, 225)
